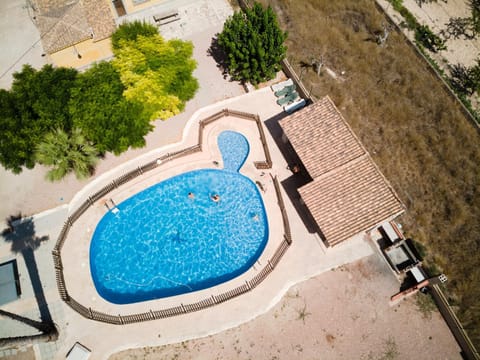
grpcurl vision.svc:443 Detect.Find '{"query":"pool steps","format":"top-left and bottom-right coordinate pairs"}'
top-left (104, 198), bottom-right (119, 213)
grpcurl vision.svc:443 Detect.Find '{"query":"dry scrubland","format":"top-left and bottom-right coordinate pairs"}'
top-left (258, 0), bottom-right (480, 346)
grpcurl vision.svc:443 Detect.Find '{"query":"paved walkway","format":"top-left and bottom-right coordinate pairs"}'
top-left (0, 205), bottom-right (67, 359)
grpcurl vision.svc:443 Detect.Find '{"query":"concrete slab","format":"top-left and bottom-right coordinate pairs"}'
top-left (0, 0), bottom-right (48, 89)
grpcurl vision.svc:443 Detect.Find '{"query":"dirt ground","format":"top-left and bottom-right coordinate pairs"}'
top-left (110, 253), bottom-right (461, 360)
top-left (401, 0), bottom-right (480, 68)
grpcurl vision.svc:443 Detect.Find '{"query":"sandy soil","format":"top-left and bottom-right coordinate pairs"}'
top-left (401, 0), bottom-right (480, 67)
top-left (380, 0), bottom-right (480, 83)
top-left (110, 254), bottom-right (461, 360)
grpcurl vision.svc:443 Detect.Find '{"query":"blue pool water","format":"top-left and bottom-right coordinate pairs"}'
top-left (218, 130), bottom-right (249, 172)
top-left (90, 131), bottom-right (268, 304)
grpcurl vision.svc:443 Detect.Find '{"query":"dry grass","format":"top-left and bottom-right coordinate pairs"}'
top-left (260, 0), bottom-right (480, 347)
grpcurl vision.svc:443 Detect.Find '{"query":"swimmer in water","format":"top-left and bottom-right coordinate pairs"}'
top-left (211, 194), bottom-right (220, 202)
top-left (188, 192), bottom-right (195, 199)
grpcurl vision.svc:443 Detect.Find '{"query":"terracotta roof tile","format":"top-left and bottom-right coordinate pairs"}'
top-left (279, 96), bottom-right (404, 246)
top-left (82, 0), bottom-right (116, 41)
top-left (299, 156), bottom-right (404, 246)
top-left (36, 1), bottom-right (92, 53)
top-left (279, 97), bottom-right (365, 178)
top-left (33, 0), bottom-right (116, 54)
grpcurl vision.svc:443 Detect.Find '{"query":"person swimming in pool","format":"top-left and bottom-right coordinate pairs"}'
top-left (211, 194), bottom-right (220, 202)
top-left (188, 192), bottom-right (195, 199)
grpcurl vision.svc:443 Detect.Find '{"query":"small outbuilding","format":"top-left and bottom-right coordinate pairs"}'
top-left (279, 96), bottom-right (405, 246)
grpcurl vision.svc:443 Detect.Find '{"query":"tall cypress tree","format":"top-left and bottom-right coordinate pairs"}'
top-left (218, 2), bottom-right (287, 85)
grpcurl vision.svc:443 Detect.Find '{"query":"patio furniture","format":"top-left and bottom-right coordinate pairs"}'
top-left (284, 98), bottom-right (306, 114)
top-left (274, 84), bottom-right (296, 97)
top-left (276, 91), bottom-right (299, 106)
top-left (153, 9), bottom-right (180, 25)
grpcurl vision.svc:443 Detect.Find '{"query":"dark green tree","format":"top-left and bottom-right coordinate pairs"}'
top-left (0, 64), bottom-right (77, 173)
top-left (111, 20), bottom-right (159, 50)
top-left (0, 89), bottom-right (25, 172)
top-left (449, 63), bottom-right (477, 96)
top-left (448, 59), bottom-right (480, 96)
top-left (217, 2), bottom-right (287, 85)
top-left (69, 62), bottom-right (153, 154)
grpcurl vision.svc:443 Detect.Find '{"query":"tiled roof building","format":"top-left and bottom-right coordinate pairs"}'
top-left (33, 0), bottom-right (116, 54)
top-left (279, 96), bottom-right (404, 246)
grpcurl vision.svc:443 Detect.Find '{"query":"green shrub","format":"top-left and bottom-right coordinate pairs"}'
top-left (399, 7), bottom-right (419, 29)
top-left (111, 30), bottom-right (198, 120)
top-left (69, 62), bottom-right (152, 155)
top-left (415, 24), bottom-right (447, 52)
top-left (390, 0), bottom-right (404, 12)
top-left (111, 21), bottom-right (159, 50)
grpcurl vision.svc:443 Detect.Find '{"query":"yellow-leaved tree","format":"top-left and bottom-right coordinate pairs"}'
top-left (112, 22), bottom-right (198, 120)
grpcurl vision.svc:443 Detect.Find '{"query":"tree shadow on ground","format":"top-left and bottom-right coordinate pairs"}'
top-left (207, 36), bottom-right (231, 81)
top-left (1, 214), bottom-right (58, 346)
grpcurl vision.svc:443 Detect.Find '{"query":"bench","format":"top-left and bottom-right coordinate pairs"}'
top-left (153, 9), bottom-right (180, 25)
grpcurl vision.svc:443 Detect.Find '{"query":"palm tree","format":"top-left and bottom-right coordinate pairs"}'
top-left (35, 128), bottom-right (99, 181)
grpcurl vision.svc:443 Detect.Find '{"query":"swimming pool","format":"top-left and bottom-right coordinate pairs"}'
top-left (90, 131), bottom-right (268, 304)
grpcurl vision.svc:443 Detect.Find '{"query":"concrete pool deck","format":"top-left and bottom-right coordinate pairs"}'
top-left (0, 87), bottom-right (375, 359)
top-left (54, 88), bottom-right (375, 359)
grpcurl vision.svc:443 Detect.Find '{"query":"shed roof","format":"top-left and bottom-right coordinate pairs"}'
top-left (298, 155), bottom-right (404, 246)
top-left (279, 97), bottom-right (365, 178)
top-left (279, 96), bottom-right (404, 246)
top-left (36, 1), bottom-right (92, 54)
top-left (34, 0), bottom-right (115, 54)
